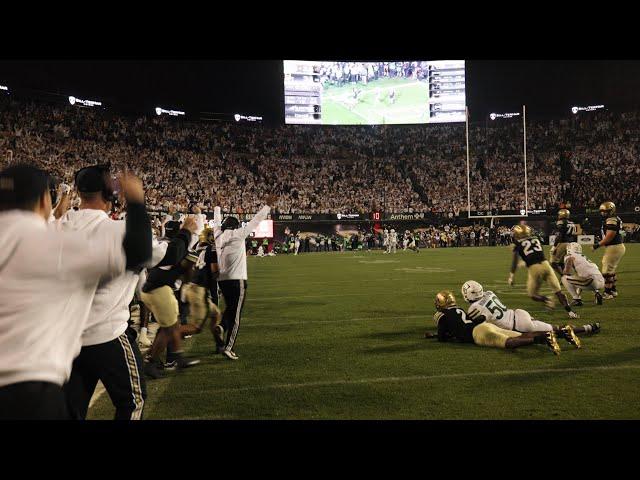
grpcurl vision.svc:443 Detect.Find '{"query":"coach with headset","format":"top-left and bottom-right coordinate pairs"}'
top-left (213, 194), bottom-right (276, 360)
top-left (60, 164), bottom-right (157, 420)
top-left (0, 164), bottom-right (151, 420)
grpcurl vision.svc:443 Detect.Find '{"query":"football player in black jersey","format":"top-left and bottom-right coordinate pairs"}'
top-left (594, 201), bottom-right (626, 299)
top-left (550, 209), bottom-right (577, 275)
top-left (508, 224), bottom-right (578, 319)
top-left (425, 291), bottom-right (561, 354)
top-left (181, 227), bottom-right (224, 350)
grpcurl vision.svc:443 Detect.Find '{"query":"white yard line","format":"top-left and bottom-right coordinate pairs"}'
top-left (168, 365), bottom-right (640, 395)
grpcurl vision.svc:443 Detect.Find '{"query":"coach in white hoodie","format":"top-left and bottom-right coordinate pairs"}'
top-left (61, 165), bottom-right (157, 420)
top-left (0, 164), bottom-right (151, 420)
top-left (213, 194), bottom-right (276, 360)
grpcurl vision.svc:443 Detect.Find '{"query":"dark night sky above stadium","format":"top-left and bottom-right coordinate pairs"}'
top-left (1, 60), bottom-right (639, 124)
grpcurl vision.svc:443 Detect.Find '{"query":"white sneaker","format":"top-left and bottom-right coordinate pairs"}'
top-left (568, 310), bottom-right (579, 319)
top-left (138, 332), bottom-right (152, 348)
top-left (222, 349), bottom-right (239, 361)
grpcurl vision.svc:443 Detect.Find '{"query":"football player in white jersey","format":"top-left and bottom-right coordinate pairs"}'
top-left (561, 243), bottom-right (605, 306)
top-left (389, 229), bottom-right (398, 254)
top-left (462, 280), bottom-right (600, 347)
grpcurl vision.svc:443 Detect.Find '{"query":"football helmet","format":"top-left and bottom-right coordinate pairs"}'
top-left (199, 226), bottom-right (215, 244)
top-left (461, 280), bottom-right (484, 302)
top-left (566, 242), bottom-right (582, 256)
top-left (512, 224), bottom-right (532, 240)
top-left (434, 290), bottom-right (457, 312)
top-left (558, 209), bottom-right (570, 219)
top-left (599, 201), bottom-right (616, 217)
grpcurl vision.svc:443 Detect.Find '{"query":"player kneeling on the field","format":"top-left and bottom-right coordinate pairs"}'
top-left (561, 243), bottom-right (605, 306)
top-left (461, 280), bottom-right (600, 349)
top-left (426, 290), bottom-right (563, 355)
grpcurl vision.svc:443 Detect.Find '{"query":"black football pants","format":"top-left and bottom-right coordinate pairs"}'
top-left (63, 327), bottom-right (146, 420)
top-left (218, 279), bottom-right (248, 352)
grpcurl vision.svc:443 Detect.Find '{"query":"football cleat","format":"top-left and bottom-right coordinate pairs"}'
top-left (560, 325), bottom-right (582, 349)
top-left (545, 331), bottom-right (561, 356)
top-left (590, 322), bottom-right (601, 334)
top-left (568, 310), bottom-right (579, 319)
top-left (595, 292), bottom-right (603, 305)
top-left (222, 349), bottom-right (239, 361)
top-left (213, 324), bottom-right (225, 347)
top-left (570, 299), bottom-right (584, 307)
top-left (163, 360), bottom-right (178, 371)
top-left (602, 293), bottom-right (615, 300)
top-left (612, 290), bottom-right (618, 297)
top-left (176, 356), bottom-right (201, 369)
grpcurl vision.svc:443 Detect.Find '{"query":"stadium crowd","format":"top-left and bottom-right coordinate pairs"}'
top-left (2, 99), bottom-right (640, 216)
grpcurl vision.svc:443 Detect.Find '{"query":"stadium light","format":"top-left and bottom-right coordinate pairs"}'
top-left (489, 112), bottom-right (520, 120)
top-left (571, 104), bottom-right (604, 114)
top-left (155, 107), bottom-right (185, 117)
top-left (0, 85), bottom-right (8, 91)
top-left (68, 96), bottom-right (102, 107)
top-left (234, 113), bottom-right (263, 123)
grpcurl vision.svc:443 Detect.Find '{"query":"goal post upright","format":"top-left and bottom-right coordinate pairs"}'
top-left (465, 106), bottom-right (472, 219)
top-left (523, 104), bottom-right (529, 216)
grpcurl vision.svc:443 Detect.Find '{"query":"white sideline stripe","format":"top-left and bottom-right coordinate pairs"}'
top-left (169, 365), bottom-right (640, 395)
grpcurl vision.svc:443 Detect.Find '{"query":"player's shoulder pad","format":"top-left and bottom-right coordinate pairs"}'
top-left (433, 311), bottom-right (444, 325)
top-left (606, 217), bottom-right (618, 225)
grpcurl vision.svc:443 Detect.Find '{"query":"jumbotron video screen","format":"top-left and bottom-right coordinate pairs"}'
top-left (283, 60), bottom-right (466, 125)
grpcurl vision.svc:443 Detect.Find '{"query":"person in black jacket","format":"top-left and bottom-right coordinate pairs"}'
top-left (140, 216), bottom-right (200, 378)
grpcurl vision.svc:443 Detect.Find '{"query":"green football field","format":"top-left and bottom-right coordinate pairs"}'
top-left (88, 244), bottom-right (640, 420)
top-left (321, 77), bottom-right (429, 125)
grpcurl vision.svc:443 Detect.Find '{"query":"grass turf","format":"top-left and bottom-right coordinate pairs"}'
top-left (321, 77), bottom-right (429, 125)
top-left (88, 244), bottom-right (640, 420)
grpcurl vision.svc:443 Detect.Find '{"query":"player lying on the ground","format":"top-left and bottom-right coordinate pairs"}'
top-left (425, 291), bottom-right (563, 355)
top-left (561, 242), bottom-right (605, 306)
top-left (461, 280), bottom-right (601, 349)
top-left (508, 224), bottom-right (578, 319)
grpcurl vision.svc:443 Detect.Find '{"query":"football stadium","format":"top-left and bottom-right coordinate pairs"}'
top-left (1, 60), bottom-right (639, 422)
